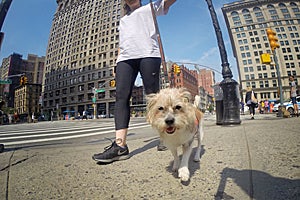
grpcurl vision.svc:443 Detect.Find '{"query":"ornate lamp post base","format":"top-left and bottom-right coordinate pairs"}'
top-left (220, 78), bottom-right (241, 125)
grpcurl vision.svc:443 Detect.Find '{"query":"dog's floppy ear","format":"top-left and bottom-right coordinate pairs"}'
top-left (179, 87), bottom-right (192, 103)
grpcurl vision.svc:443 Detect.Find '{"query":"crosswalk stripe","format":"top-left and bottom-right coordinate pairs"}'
top-left (2, 124), bottom-right (150, 146)
top-left (0, 122), bottom-right (148, 136)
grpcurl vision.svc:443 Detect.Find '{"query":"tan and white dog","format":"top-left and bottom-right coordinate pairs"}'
top-left (146, 88), bottom-right (204, 181)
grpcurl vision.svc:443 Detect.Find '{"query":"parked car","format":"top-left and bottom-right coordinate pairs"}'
top-left (272, 96), bottom-right (300, 114)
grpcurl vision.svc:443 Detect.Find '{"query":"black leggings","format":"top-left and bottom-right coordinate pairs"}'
top-left (248, 103), bottom-right (256, 115)
top-left (114, 57), bottom-right (161, 130)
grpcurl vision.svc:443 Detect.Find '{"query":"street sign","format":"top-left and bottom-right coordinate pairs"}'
top-left (0, 79), bottom-right (12, 84)
top-left (92, 97), bottom-right (96, 103)
top-left (95, 89), bottom-right (105, 93)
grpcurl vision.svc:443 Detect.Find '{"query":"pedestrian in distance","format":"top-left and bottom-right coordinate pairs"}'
top-left (245, 86), bottom-right (257, 120)
top-left (82, 110), bottom-right (88, 120)
top-left (264, 99), bottom-right (269, 113)
top-left (240, 100), bottom-right (244, 115)
top-left (289, 75), bottom-right (299, 117)
top-left (92, 0), bottom-right (177, 163)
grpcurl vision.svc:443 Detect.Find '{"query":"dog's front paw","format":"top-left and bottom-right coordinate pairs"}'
top-left (178, 167), bottom-right (190, 182)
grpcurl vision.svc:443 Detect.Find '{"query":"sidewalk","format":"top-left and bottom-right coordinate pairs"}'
top-left (1, 114), bottom-right (299, 199)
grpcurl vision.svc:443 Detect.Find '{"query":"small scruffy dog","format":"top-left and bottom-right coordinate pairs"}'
top-left (146, 88), bottom-right (204, 181)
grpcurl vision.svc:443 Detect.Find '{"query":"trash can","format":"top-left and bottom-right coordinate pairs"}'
top-left (213, 85), bottom-right (223, 125)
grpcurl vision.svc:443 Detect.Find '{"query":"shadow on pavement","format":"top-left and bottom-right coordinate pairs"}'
top-left (130, 137), bottom-right (158, 156)
top-left (215, 167), bottom-right (300, 200)
top-left (96, 137), bottom-right (158, 165)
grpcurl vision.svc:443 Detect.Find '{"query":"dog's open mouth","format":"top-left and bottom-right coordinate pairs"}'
top-left (166, 126), bottom-right (176, 134)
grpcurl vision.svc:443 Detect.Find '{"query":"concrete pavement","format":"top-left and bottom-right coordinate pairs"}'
top-left (0, 114), bottom-right (299, 200)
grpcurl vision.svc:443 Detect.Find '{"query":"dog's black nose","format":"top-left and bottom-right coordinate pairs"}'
top-left (165, 117), bottom-right (175, 125)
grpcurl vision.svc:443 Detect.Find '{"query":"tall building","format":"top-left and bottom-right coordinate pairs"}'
top-left (197, 69), bottom-right (215, 96)
top-left (222, 0), bottom-right (300, 101)
top-left (0, 53), bottom-right (44, 119)
top-left (0, 53), bottom-right (25, 107)
top-left (25, 54), bottom-right (45, 85)
top-left (43, 0), bottom-right (123, 118)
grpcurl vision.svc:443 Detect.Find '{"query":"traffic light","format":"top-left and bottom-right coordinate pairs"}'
top-left (173, 64), bottom-right (181, 74)
top-left (20, 76), bottom-right (24, 85)
top-left (110, 79), bottom-right (116, 87)
top-left (266, 28), bottom-right (280, 51)
top-left (20, 76), bottom-right (28, 85)
top-left (23, 76), bottom-right (28, 84)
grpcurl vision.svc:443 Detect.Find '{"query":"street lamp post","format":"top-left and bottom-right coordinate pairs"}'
top-left (205, 0), bottom-right (241, 125)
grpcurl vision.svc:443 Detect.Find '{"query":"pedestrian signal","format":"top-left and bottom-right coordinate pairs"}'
top-left (260, 53), bottom-right (271, 64)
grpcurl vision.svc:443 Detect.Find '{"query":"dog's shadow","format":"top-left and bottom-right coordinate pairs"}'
top-left (166, 145), bottom-right (206, 185)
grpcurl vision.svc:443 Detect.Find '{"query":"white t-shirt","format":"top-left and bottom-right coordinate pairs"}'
top-left (291, 81), bottom-right (297, 97)
top-left (116, 0), bottom-right (167, 63)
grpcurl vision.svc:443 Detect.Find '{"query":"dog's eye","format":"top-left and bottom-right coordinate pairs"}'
top-left (175, 105), bottom-right (181, 110)
top-left (158, 106), bottom-right (164, 111)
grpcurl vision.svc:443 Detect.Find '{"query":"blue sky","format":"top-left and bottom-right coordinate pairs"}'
top-left (0, 0), bottom-right (238, 82)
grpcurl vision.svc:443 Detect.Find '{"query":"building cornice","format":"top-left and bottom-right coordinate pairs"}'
top-left (222, 0), bottom-right (295, 12)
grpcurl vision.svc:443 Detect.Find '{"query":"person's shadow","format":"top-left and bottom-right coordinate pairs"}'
top-left (215, 167), bottom-right (300, 200)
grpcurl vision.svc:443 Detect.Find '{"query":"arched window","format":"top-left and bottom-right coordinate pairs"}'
top-left (231, 11), bottom-right (239, 16)
top-left (279, 2), bottom-right (291, 18)
top-left (290, 2), bottom-right (300, 15)
top-left (242, 9), bottom-right (253, 24)
top-left (267, 4), bottom-right (278, 17)
top-left (278, 3), bottom-right (286, 7)
top-left (253, 7), bottom-right (264, 22)
top-left (231, 11), bottom-right (241, 26)
top-left (290, 2), bottom-right (297, 7)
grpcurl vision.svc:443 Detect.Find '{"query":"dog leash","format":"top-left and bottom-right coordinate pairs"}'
top-left (149, 0), bottom-right (168, 84)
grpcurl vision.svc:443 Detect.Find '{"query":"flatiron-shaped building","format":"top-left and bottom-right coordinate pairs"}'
top-left (43, 0), bottom-right (123, 118)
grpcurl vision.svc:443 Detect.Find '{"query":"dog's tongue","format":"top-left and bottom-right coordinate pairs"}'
top-left (166, 127), bottom-right (175, 134)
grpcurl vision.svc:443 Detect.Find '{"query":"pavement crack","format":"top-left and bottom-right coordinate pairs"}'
top-left (1, 152), bottom-right (36, 200)
top-left (0, 155), bottom-right (36, 171)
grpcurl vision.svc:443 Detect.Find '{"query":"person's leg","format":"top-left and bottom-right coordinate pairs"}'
top-left (114, 60), bottom-right (139, 146)
top-left (292, 97), bottom-right (299, 116)
top-left (249, 105), bottom-right (254, 119)
top-left (92, 60), bottom-right (138, 162)
top-left (139, 58), bottom-right (168, 150)
top-left (139, 57), bottom-right (161, 94)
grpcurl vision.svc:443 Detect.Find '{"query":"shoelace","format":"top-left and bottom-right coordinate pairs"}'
top-left (103, 138), bottom-right (114, 152)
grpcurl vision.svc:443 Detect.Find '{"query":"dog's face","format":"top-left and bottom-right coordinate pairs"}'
top-left (146, 88), bottom-right (196, 135)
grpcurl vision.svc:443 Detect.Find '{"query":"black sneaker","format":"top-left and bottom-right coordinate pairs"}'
top-left (92, 141), bottom-right (130, 163)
